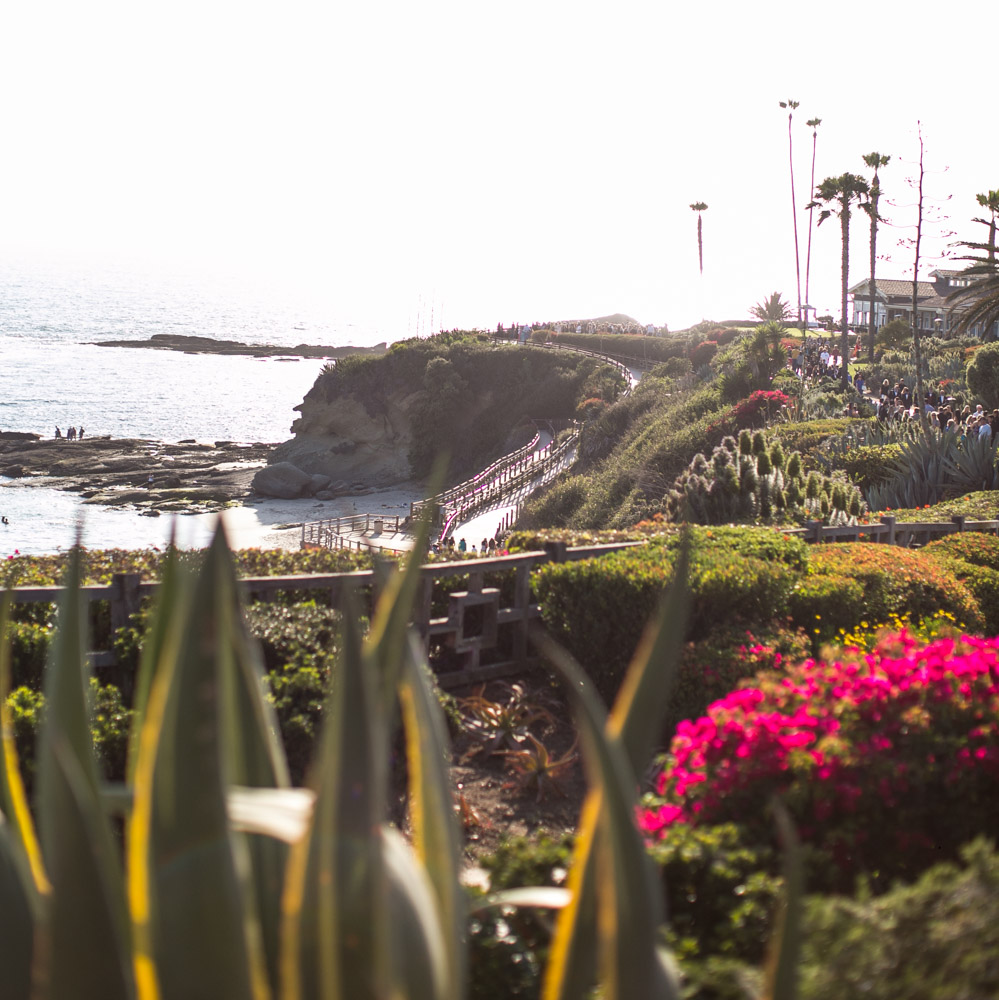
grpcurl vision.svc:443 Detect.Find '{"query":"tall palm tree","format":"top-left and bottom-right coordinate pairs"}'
top-left (974, 189), bottom-right (999, 262)
top-left (808, 173), bottom-right (870, 386)
top-left (861, 152), bottom-right (891, 362)
top-left (690, 202), bottom-right (708, 274)
top-left (803, 118), bottom-right (822, 331)
top-left (947, 239), bottom-right (999, 338)
top-left (779, 100), bottom-right (802, 328)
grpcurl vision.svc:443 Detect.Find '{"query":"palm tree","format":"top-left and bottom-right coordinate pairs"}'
top-left (808, 173), bottom-right (870, 386)
top-left (779, 100), bottom-right (802, 328)
top-left (974, 189), bottom-right (999, 263)
top-left (803, 118), bottom-right (822, 331)
top-left (690, 202), bottom-right (708, 274)
top-left (750, 291), bottom-right (793, 324)
top-left (861, 152), bottom-right (891, 362)
top-left (947, 240), bottom-right (999, 338)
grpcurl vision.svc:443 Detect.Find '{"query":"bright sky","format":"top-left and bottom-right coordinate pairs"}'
top-left (1, 0), bottom-right (996, 335)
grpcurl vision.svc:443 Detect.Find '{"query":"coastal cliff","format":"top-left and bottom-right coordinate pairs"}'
top-left (266, 333), bottom-right (625, 492)
top-left (271, 385), bottom-right (421, 488)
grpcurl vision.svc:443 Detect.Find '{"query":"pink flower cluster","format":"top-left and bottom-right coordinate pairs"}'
top-left (642, 632), bottom-right (999, 855)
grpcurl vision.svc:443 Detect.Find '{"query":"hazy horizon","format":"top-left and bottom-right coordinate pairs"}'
top-left (1, 1), bottom-right (995, 335)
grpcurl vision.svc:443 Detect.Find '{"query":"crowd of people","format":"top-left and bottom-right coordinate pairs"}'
top-left (54, 426), bottom-right (85, 440)
top-left (789, 338), bottom-right (997, 439)
top-left (430, 536), bottom-right (501, 555)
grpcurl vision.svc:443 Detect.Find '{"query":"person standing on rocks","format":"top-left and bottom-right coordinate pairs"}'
top-left (78, 427), bottom-right (85, 439)
top-left (54, 427), bottom-right (62, 439)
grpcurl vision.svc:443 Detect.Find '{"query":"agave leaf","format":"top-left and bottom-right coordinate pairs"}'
top-left (472, 886), bottom-right (571, 913)
top-left (542, 541), bottom-right (690, 1000)
top-left (0, 821), bottom-right (35, 1000)
top-left (538, 635), bottom-right (674, 1000)
top-left (126, 541), bottom-right (179, 784)
top-left (365, 454), bottom-right (443, 703)
top-left (0, 593), bottom-right (46, 999)
top-left (0, 592), bottom-right (49, 901)
top-left (761, 804), bottom-right (805, 1000)
top-left (280, 586), bottom-right (386, 1000)
top-left (609, 535), bottom-right (691, 771)
top-left (37, 544), bottom-right (135, 1000)
top-left (128, 529), bottom-right (264, 1000)
top-left (217, 538), bottom-right (292, 997)
top-left (227, 787), bottom-right (315, 844)
top-left (398, 630), bottom-right (465, 1000)
top-left (381, 825), bottom-right (450, 1000)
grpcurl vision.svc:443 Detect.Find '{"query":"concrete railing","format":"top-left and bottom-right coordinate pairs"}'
top-left (2, 542), bottom-right (640, 689)
top-left (7, 515), bottom-right (999, 687)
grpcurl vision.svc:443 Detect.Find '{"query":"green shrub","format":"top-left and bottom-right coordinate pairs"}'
top-left (533, 529), bottom-right (802, 698)
top-left (5, 685), bottom-right (44, 795)
top-left (646, 822), bottom-right (781, 964)
top-left (265, 664), bottom-right (329, 785)
top-left (798, 544), bottom-right (983, 635)
top-left (649, 357), bottom-right (692, 380)
top-left (830, 444), bottom-right (901, 492)
top-left (966, 341), bottom-right (999, 408)
top-left (799, 839), bottom-right (999, 1000)
top-left (924, 557), bottom-right (999, 636)
top-left (788, 573), bottom-right (867, 646)
top-left (665, 433), bottom-right (864, 526)
top-left (770, 419), bottom-right (853, 461)
top-left (669, 623), bottom-right (811, 737)
top-left (243, 601), bottom-right (342, 673)
top-left (5, 678), bottom-right (131, 795)
top-left (4, 619), bottom-right (54, 690)
top-left (923, 531), bottom-right (999, 571)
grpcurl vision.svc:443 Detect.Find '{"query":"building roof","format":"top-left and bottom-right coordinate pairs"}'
top-left (849, 278), bottom-right (942, 301)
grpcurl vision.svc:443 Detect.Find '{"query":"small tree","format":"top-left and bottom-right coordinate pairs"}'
top-left (750, 292), bottom-right (793, 325)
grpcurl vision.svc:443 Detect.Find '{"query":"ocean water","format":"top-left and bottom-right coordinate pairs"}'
top-left (0, 254), bottom-right (393, 556)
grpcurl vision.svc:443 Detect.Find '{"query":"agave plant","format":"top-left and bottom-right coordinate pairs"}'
top-left (500, 733), bottom-right (579, 803)
top-left (457, 682), bottom-right (555, 757)
top-left (0, 524), bottom-right (803, 999)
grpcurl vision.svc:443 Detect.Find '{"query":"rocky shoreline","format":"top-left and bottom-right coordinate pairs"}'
top-left (0, 432), bottom-right (413, 518)
top-left (91, 333), bottom-right (388, 359)
top-left (0, 433), bottom-right (270, 515)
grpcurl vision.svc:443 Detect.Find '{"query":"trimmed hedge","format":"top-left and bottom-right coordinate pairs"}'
top-left (533, 531), bottom-right (989, 700)
top-left (533, 528), bottom-right (807, 699)
top-left (798, 545), bottom-right (983, 639)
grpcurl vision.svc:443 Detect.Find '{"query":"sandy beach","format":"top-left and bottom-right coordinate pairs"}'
top-left (218, 482), bottom-right (425, 552)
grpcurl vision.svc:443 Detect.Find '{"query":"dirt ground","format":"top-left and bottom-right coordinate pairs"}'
top-left (444, 674), bottom-right (586, 870)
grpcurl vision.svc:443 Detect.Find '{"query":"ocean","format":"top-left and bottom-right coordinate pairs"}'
top-left (0, 253), bottom-right (393, 556)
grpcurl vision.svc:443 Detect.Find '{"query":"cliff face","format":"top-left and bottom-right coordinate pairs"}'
top-left (268, 335), bottom-right (612, 491)
top-left (271, 385), bottom-right (422, 487)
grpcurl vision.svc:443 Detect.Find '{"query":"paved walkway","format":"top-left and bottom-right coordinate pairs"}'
top-left (309, 346), bottom-right (644, 553)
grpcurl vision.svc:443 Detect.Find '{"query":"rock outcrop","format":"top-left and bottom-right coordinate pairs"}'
top-left (250, 462), bottom-right (316, 499)
top-left (270, 390), bottom-right (419, 488)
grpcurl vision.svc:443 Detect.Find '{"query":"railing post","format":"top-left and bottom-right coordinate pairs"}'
top-left (806, 520), bottom-right (823, 544)
top-left (952, 515), bottom-right (967, 532)
top-left (880, 515), bottom-right (897, 546)
top-left (513, 564), bottom-right (530, 664)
